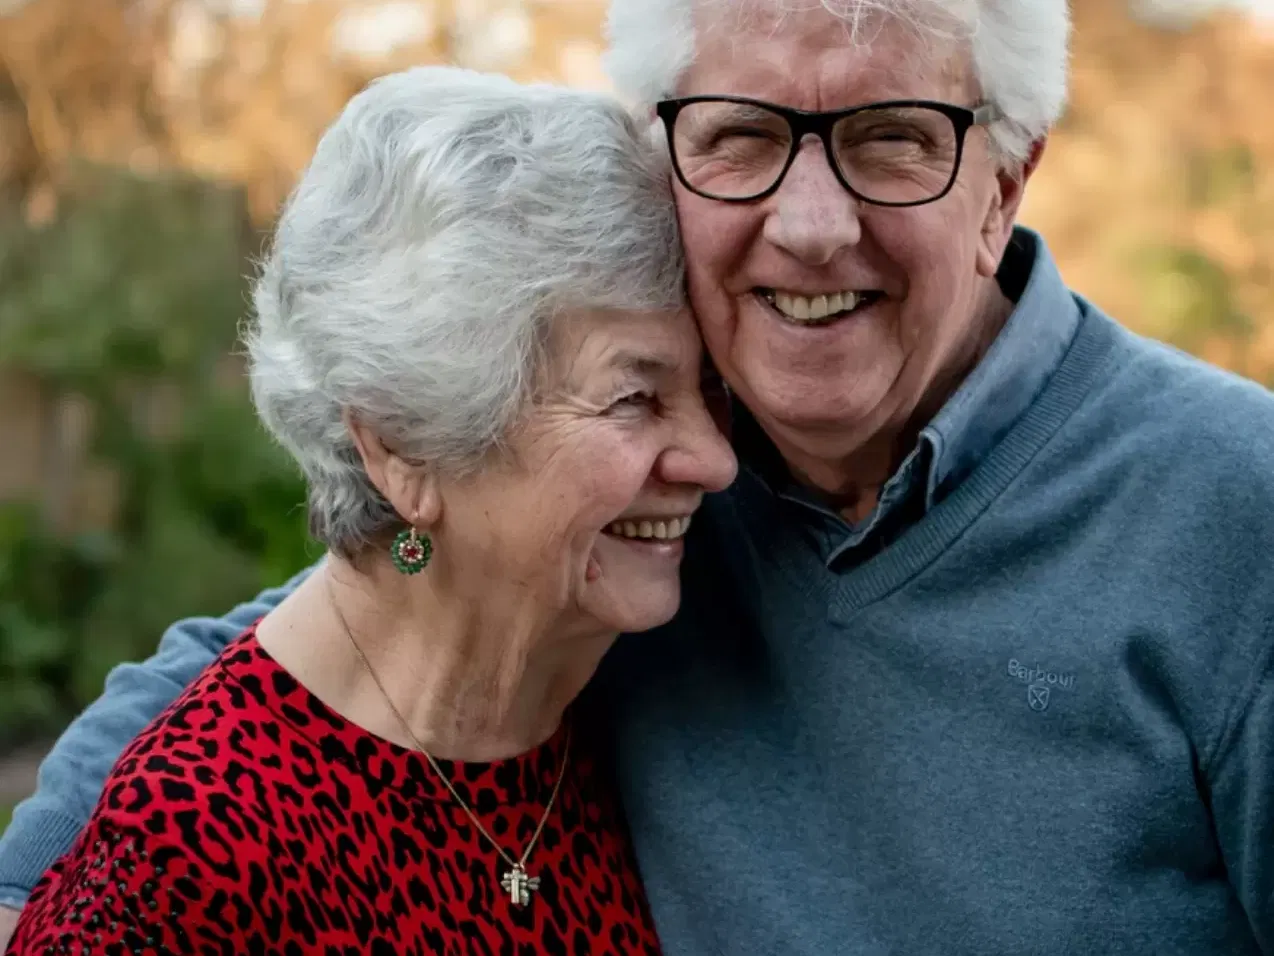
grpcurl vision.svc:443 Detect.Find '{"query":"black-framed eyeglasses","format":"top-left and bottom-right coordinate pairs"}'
top-left (655, 95), bottom-right (1000, 206)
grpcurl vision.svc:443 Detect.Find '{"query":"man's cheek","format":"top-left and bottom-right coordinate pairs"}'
top-left (700, 365), bottom-right (732, 440)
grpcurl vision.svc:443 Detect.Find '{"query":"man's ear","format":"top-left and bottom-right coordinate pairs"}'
top-left (998, 136), bottom-right (1047, 222)
top-left (976, 136), bottom-right (1048, 278)
top-left (345, 413), bottom-right (440, 527)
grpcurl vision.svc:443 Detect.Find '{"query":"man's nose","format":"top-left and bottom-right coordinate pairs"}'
top-left (763, 138), bottom-right (863, 266)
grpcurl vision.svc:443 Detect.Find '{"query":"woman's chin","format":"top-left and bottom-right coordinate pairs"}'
top-left (623, 591), bottom-right (682, 633)
top-left (576, 533), bottom-right (684, 630)
top-left (582, 578), bottom-right (683, 635)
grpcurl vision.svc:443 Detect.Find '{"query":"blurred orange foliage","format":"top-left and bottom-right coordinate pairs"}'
top-left (1026, 0), bottom-right (1274, 383)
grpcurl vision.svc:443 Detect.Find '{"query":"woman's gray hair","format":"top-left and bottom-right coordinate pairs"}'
top-left (245, 67), bottom-right (685, 555)
top-left (604, 0), bottom-right (1070, 166)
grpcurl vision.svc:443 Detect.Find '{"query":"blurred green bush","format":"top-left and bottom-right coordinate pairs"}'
top-left (0, 167), bottom-right (315, 748)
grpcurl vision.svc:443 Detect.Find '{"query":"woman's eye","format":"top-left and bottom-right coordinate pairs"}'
top-left (610, 390), bottom-right (656, 411)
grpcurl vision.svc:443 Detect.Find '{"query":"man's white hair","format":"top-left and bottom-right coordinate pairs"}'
top-left (604, 0), bottom-right (1071, 164)
top-left (245, 66), bottom-right (684, 555)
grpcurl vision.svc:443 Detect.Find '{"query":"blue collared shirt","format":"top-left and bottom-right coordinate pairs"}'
top-left (732, 227), bottom-right (1082, 567)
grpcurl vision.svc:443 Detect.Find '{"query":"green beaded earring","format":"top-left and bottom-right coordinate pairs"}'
top-left (390, 526), bottom-right (432, 575)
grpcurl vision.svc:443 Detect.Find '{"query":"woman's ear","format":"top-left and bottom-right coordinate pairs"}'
top-left (345, 413), bottom-right (441, 527)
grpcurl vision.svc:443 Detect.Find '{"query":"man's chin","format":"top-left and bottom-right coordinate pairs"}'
top-left (747, 384), bottom-right (895, 442)
top-left (727, 349), bottom-right (899, 434)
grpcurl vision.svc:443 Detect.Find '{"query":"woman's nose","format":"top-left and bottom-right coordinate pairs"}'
top-left (659, 401), bottom-right (738, 493)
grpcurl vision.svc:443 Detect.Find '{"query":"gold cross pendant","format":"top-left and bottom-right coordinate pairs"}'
top-left (500, 864), bottom-right (540, 907)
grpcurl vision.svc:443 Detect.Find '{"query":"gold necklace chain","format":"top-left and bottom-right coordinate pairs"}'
top-left (325, 578), bottom-right (571, 907)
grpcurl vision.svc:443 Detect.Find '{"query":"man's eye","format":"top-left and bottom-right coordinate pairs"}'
top-left (714, 125), bottom-right (776, 142)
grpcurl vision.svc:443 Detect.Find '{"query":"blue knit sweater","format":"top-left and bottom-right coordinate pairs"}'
top-left (595, 280), bottom-right (1274, 954)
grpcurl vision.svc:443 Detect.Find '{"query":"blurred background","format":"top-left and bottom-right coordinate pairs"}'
top-left (0, 0), bottom-right (1272, 826)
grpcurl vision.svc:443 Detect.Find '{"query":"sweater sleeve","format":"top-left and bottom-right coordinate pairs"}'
top-left (0, 562), bottom-right (318, 909)
top-left (4, 812), bottom-right (250, 956)
top-left (1204, 623), bottom-right (1274, 952)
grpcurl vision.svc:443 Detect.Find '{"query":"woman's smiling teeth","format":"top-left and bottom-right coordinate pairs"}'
top-left (759, 288), bottom-right (879, 324)
top-left (606, 516), bottom-right (693, 540)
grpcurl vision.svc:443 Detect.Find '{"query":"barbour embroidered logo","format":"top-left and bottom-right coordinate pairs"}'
top-left (1008, 659), bottom-right (1076, 713)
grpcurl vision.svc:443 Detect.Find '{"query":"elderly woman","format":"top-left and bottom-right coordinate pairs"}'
top-left (4, 66), bottom-right (734, 955)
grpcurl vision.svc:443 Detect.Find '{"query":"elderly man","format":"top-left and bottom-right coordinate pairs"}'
top-left (3, 1), bottom-right (1272, 953)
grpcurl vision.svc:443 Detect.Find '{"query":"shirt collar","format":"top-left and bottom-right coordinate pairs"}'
top-left (730, 226), bottom-right (1083, 553)
top-left (918, 226), bottom-right (1081, 508)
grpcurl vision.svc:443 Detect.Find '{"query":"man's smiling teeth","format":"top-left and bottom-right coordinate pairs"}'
top-left (606, 516), bottom-right (693, 540)
top-left (764, 290), bottom-right (865, 322)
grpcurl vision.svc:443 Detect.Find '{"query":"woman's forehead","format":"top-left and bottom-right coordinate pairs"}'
top-left (550, 309), bottom-right (699, 379)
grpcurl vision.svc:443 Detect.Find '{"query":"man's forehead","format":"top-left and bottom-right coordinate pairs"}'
top-left (683, 4), bottom-right (972, 104)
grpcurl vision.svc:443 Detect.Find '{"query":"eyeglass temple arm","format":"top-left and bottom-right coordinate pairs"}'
top-left (972, 103), bottom-right (1001, 126)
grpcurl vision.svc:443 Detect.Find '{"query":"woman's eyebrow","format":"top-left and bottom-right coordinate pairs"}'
top-left (607, 349), bottom-right (680, 379)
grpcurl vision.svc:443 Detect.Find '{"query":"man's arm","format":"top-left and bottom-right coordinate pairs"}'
top-left (1207, 624), bottom-right (1274, 952)
top-left (0, 562), bottom-right (318, 915)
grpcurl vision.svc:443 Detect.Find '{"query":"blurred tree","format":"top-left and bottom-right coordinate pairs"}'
top-left (0, 166), bottom-right (314, 746)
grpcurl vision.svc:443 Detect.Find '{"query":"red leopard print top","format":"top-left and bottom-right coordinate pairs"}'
top-left (6, 629), bottom-right (662, 956)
